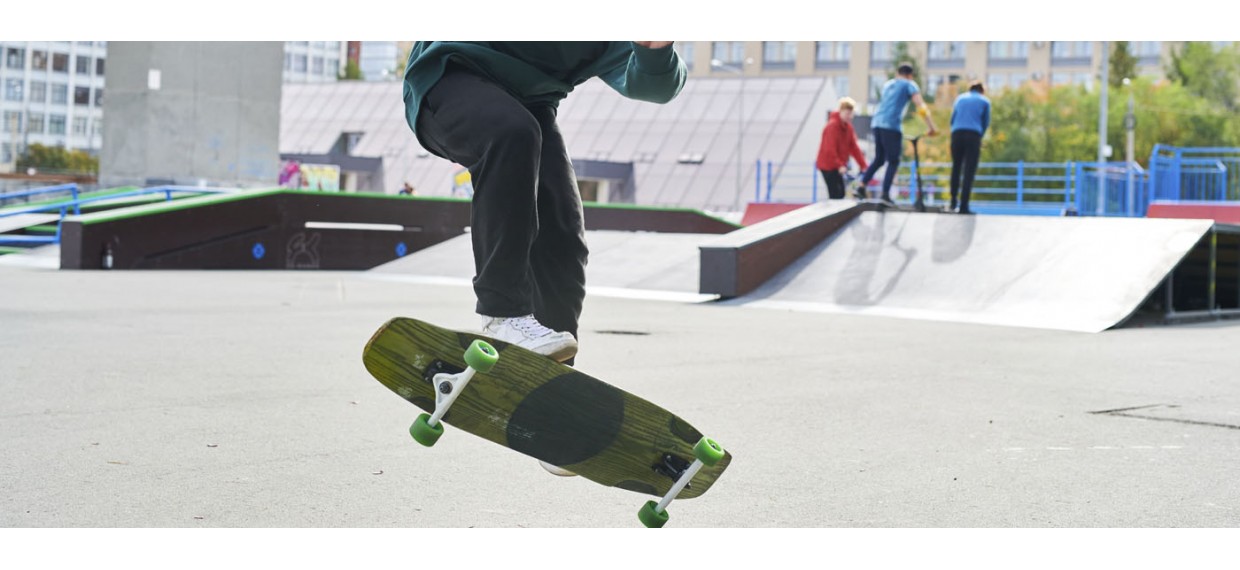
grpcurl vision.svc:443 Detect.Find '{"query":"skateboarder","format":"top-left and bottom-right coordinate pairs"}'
top-left (402, 42), bottom-right (686, 364)
top-left (949, 80), bottom-right (990, 214)
top-left (815, 97), bottom-right (868, 200)
top-left (852, 63), bottom-right (938, 206)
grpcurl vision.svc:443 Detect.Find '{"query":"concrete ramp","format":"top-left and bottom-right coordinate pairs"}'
top-left (729, 212), bottom-right (1214, 332)
top-left (368, 230), bottom-right (717, 301)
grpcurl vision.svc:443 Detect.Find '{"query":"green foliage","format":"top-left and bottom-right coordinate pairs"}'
top-left (15, 143), bottom-right (98, 173)
top-left (340, 60), bottom-right (363, 81)
top-left (975, 77), bottom-right (1240, 165)
top-left (1109, 42), bottom-right (1139, 88)
top-left (1166, 42), bottom-right (1240, 111)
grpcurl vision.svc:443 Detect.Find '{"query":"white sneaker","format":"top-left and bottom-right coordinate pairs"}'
top-left (480, 314), bottom-right (578, 362)
top-left (539, 460), bottom-right (578, 477)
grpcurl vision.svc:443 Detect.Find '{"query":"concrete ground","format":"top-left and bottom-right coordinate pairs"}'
top-left (1, 260), bottom-right (1239, 528)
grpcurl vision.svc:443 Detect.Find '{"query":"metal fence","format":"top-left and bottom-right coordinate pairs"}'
top-left (760, 145), bottom-right (1240, 217)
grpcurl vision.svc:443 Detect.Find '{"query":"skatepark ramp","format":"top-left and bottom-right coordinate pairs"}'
top-left (707, 208), bottom-right (1236, 332)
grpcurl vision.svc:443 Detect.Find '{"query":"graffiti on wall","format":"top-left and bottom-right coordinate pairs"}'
top-left (280, 161), bottom-right (341, 191)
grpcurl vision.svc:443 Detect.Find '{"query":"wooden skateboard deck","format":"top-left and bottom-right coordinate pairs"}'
top-left (362, 317), bottom-right (732, 500)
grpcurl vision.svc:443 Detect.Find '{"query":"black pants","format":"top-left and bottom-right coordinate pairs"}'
top-left (820, 169), bottom-right (845, 200)
top-left (415, 65), bottom-right (588, 339)
top-left (861, 127), bottom-right (903, 198)
top-left (950, 130), bottom-right (982, 211)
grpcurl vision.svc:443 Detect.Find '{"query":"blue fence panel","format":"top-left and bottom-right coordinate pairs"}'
top-left (1075, 162), bottom-right (1150, 217)
top-left (1149, 145), bottom-right (1239, 204)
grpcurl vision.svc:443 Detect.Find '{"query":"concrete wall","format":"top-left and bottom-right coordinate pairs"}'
top-left (100, 42), bottom-right (282, 188)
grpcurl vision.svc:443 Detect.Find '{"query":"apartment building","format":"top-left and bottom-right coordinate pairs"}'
top-left (282, 41), bottom-right (347, 83)
top-left (1, 41), bottom-right (106, 168)
top-left (677, 41), bottom-right (1220, 105)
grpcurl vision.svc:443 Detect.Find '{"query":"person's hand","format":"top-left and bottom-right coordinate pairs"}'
top-left (838, 167), bottom-right (847, 174)
top-left (633, 42), bottom-right (674, 49)
top-left (927, 126), bottom-right (939, 137)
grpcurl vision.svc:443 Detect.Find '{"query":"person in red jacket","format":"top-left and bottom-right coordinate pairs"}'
top-left (815, 97), bottom-right (868, 200)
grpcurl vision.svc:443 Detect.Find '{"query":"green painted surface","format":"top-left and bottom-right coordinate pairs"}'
top-left (362, 317), bottom-right (731, 499)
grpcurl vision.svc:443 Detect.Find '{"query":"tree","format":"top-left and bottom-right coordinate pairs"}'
top-left (1109, 42), bottom-right (1139, 88)
top-left (15, 143), bottom-right (98, 173)
top-left (1166, 42), bottom-right (1240, 111)
top-left (340, 60), bottom-right (363, 81)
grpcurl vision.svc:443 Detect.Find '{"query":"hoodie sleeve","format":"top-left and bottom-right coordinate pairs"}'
top-left (598, 43), bottom-right (687, 104)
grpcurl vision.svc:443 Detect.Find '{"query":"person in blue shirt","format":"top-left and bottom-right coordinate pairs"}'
top-left (853, 64), bottom-right (938, 206)
top-left (949, 80), bottom-right (991, 214)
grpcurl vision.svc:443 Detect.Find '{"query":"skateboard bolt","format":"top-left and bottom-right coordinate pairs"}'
top-left (438, 381), bottom-right (453, 395)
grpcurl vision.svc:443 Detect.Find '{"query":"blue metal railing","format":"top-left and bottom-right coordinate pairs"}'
top-left (0, 183), bottom-right (82, 206)
top-left (1074, 162), bottom-right (1153, 217)
top-left (0, 185), bottom-right (240, 245)
top-left (759, 160), bottom-right (1089, 215)
top-left (1149, 145), bottom-right (1237, 203)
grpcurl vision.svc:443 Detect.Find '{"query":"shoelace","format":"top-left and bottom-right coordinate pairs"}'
top-left (510, 316), bottom-right (552, 338)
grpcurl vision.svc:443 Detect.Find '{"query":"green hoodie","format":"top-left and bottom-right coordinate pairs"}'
top-left (402, 41), bottom-right (686, 141)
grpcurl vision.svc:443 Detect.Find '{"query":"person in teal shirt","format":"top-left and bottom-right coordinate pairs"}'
top-left (402, 42), bottom-right (685, 365)
top-left (855, 64), bottom-right (938, 205)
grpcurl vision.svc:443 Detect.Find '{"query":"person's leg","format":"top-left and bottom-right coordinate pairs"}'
top-left (860, 132), bottom-right (887, 186)
top-left (525, 105), bottom-right (588, 343)
top-left (416, 66), bottom-right (541, 319)
top-left (415, 66), bottom-right (576, 360)
top-left (877, 129), bottom-right (903, 200)
top-left (825, 170), bottom-right (845, 200)
top-left (960, 131), bottom-right (982, 213)
top-left (950, 131), bottom-right (965, 210)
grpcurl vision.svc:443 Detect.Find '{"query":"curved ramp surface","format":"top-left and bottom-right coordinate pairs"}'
top-left (729, 212), bottom-right (1214, 332)
top-left (368, 230), bottom-right (717, 302)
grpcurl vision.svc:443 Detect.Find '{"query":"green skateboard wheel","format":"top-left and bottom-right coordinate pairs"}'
top-left (693, 437), bottom-right (725, 467)
top-left (410, 413), bottom-right (444, 447)
top-left (464, 339), bottom-right (499, 373)
top-left (638, 500), bottom-right (669, 528)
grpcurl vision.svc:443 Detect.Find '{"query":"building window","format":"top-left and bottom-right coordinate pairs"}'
top-left (32, 50), bottom-right (47, 70)
top-left (74, 86), bottom-right (91, 106)
top-left (1, 143), bottom-right (10, 163)
top-left (1132, 41), bottom-right (1161, 64)
top-left (96, 58), bottom-right (105, 76)
top-left (93, 118), bottom-right (103, 137)
top-left (284, 52), bottom-right (292, 71)
top-left (815, 41), bottom-right (850, 70)
top-left (30, 81), bottom-right (46, 103)
top-left (293, 54), bottom-right (308, 73)
top-left (327, 58), bottom-right (339, 75)
top-left (987, 73), bottom-right (1008, 93)
top-left (95, 88), bottom-right (103, 107)
top-left (711, 42), bottom-right (745, 66)
top-left (868, 73), bottom-right (888, 102)
top-left (51, 84), bottom-right (68, 104)
top-left (6, 47), bottom-right (24, 69)
top-left (28, 113), bottom-right (45, 135)
top-left (3, 111), bottom-right (23, 133)
top-left (4, 78), bottom-right (23, 101)
top-left (76, 55), bottom-right (91, 74)
top-left (73, 116), bottom-right (89, 135)
top-left (927, 42), bottom-right (965, 68)
top-left (926, 74), bottom-right (960, 99)
top-left (988, 42), bottom-right (1029, 66)
top-left (762, 41), bottom-right (797, 71)
top-left (49, 114), bottom-right (66, 135)
top-left (52, 53), bottom-right (69, 73)
top-left (677, 42), bottom-right (694, 71)
top-left (870, 41), bottom-right (896, 68)
top-left (312, 57), bottom-right (324, 75)
top-left (1051, 41), bottom-right (1093, 65)
top-left (830, 75), bottom-right (850, 99)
